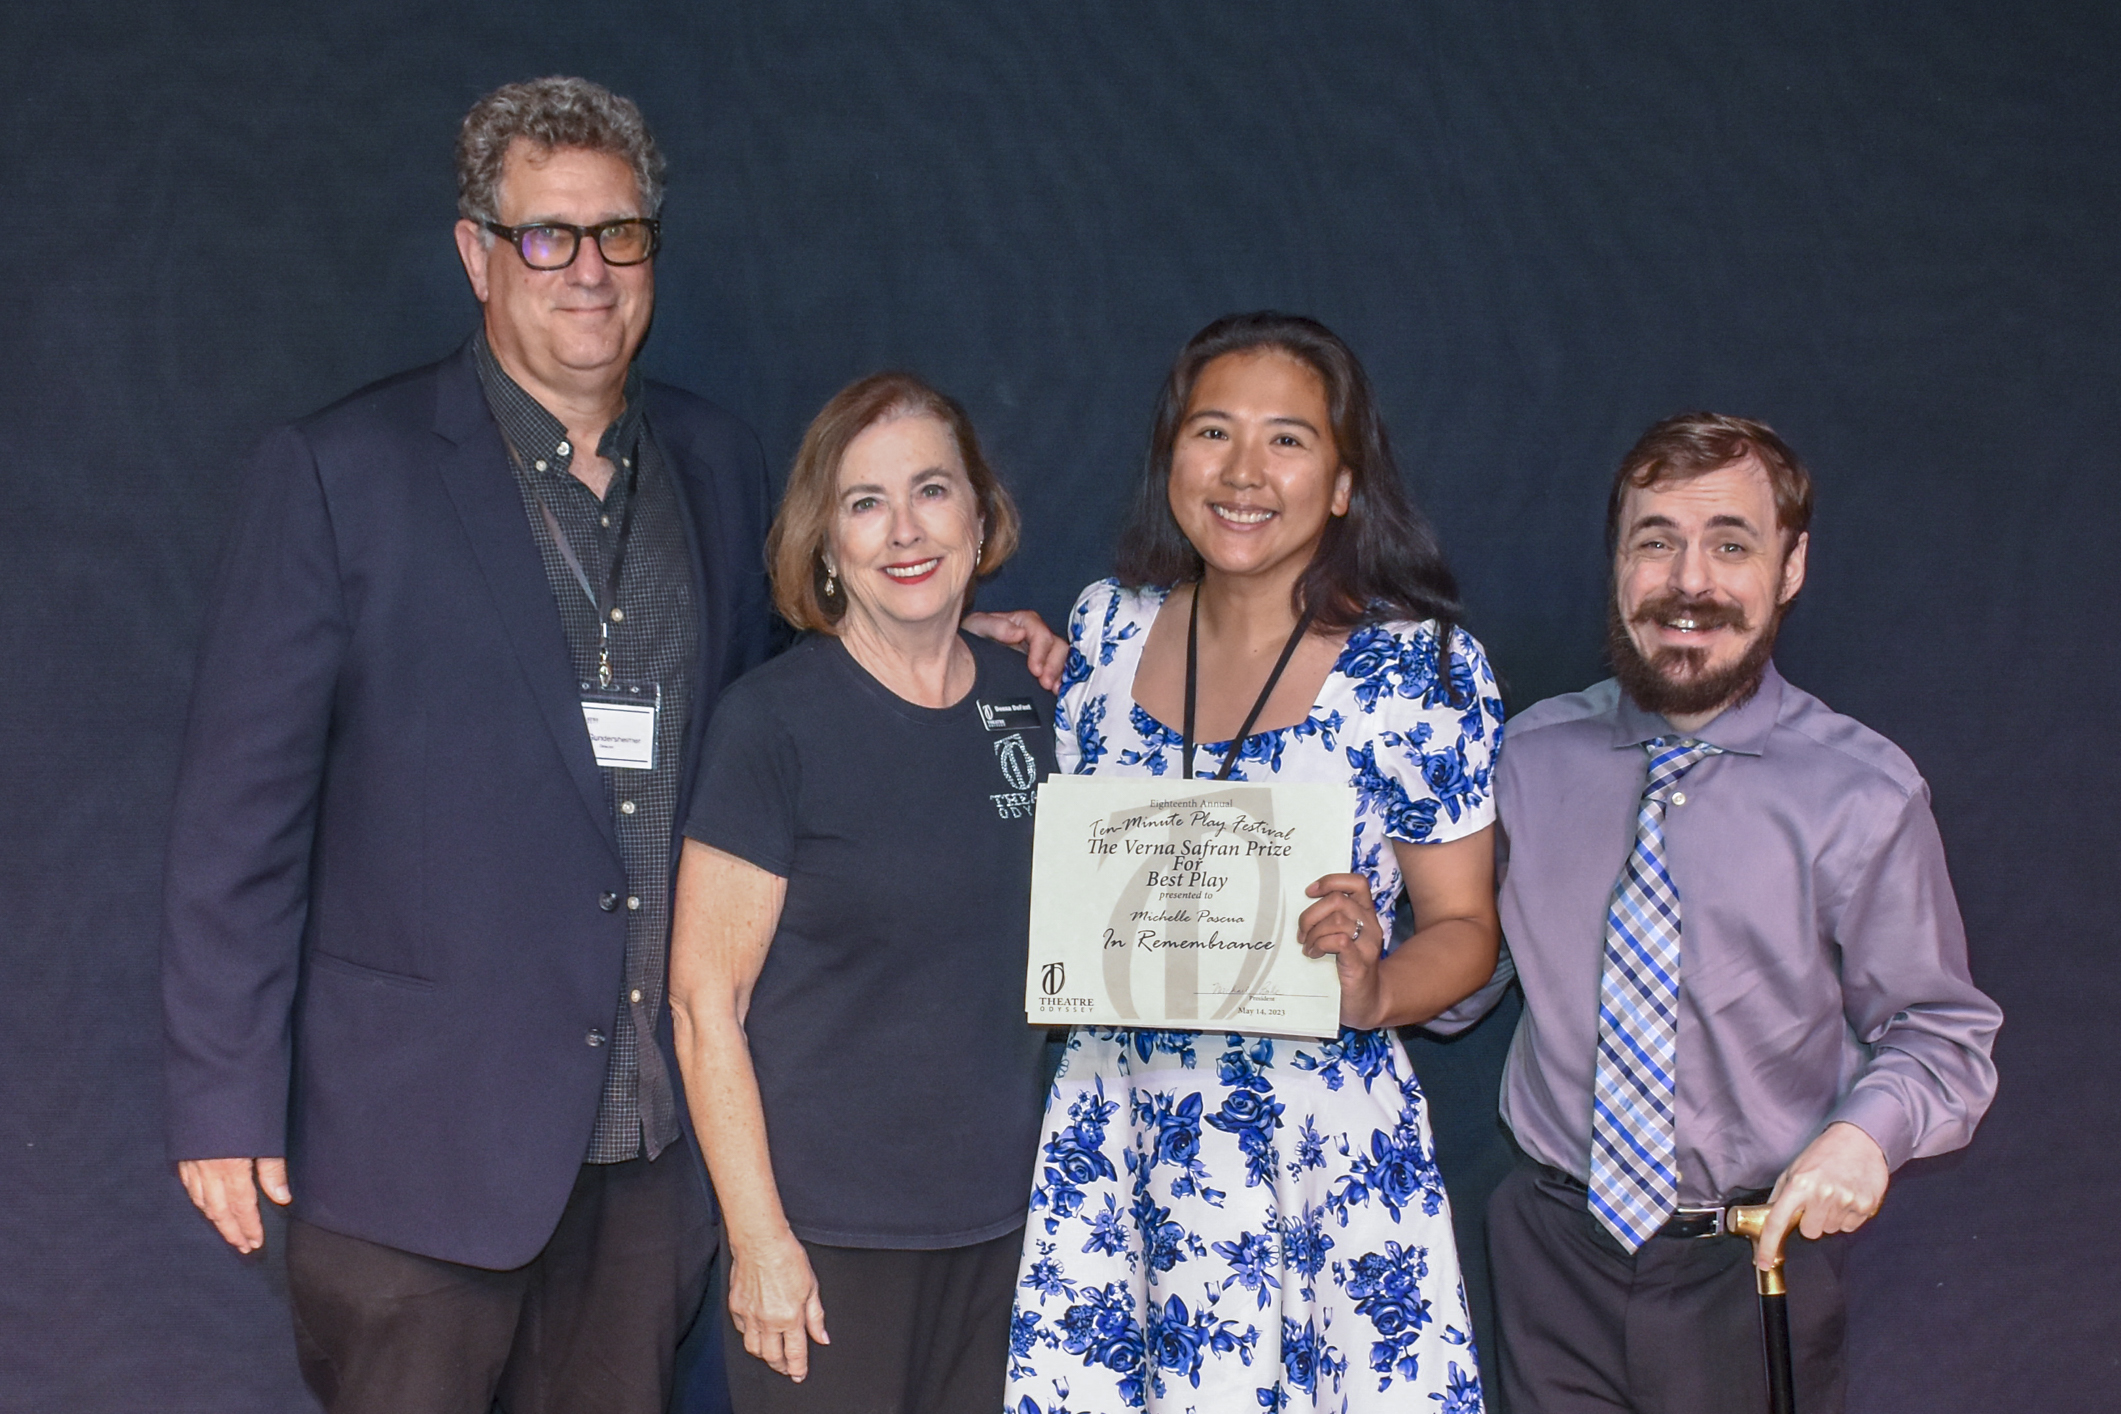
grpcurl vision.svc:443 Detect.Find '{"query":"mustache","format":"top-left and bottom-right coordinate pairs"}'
top-left (1605, 586), bottom-right (1783, 721)
top-left (1629, 591), bottom-right (1749, 634)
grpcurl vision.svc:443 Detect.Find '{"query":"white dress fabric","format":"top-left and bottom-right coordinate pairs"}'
top-left (1006, 580), bottom-right (1504, 1414)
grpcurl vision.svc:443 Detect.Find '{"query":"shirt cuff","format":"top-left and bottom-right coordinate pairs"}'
top-left (680, 823), bottom-right (793, 881)
top-left (1825, 1085), bottom-right (1917, 1173)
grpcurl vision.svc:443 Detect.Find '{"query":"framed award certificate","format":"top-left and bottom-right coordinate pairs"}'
top-left (1025, 776), bottom-right (1355, 1039)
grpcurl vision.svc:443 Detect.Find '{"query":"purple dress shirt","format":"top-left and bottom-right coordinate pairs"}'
top-left (1431, 663), bottom-right (2001, 1202)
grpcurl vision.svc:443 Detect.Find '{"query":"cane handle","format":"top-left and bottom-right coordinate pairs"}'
top-left (1725, 1204), bottom-right (1789, 1296)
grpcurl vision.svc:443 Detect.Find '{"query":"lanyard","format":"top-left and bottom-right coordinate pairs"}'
top-left (1180, 585), bottom-right (1316, 781)
top-left (513, 442), bottom-right (640, 689)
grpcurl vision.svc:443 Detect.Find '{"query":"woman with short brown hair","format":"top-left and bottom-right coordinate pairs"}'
top-left (764, 372), bottom-right (1020, 632)
top-left (668, 371), bottom-right (1053, 1414)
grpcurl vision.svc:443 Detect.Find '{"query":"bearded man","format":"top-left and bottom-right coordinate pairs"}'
top-left (1430, 413), bottom-right (2001, 1413)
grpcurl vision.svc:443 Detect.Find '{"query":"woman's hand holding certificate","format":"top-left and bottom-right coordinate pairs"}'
top-left (1024, 777), bottom-right (1357, 1038)
top-left (1297, 868), bottom-right (1392, 1028)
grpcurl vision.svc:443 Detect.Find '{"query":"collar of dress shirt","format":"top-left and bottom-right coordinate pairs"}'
top-left (1609, 660), bottom-right (1786, 756)
top-left (468, 327), bottom-right (647, 473)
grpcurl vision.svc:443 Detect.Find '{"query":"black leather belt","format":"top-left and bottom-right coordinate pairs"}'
top-left (1657, 1199), bottom-right (1770, 1239)
top-left (1537, 1161), bottom-right (1770, 1239)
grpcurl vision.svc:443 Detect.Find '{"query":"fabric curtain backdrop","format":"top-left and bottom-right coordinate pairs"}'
top-left (2, 3), bottom-right (2114, 1410)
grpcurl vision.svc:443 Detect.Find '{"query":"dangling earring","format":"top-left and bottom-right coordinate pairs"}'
top-left (823, 561), bottom-right (838, 598)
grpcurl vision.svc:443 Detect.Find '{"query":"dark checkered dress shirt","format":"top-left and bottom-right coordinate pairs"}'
top-left (472, 330), bottom-right (697, 1164)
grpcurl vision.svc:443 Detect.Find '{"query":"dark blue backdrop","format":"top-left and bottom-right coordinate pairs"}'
top-left (3, 2), bottom-right (2115, 1409)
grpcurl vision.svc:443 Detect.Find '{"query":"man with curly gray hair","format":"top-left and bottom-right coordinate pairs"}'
top-left (162, 75), bottom-right (761, 1414)
top-left (165, 73), bottom-right (1062, 1414)
top-left (455, 75), bottom-right (667, 229)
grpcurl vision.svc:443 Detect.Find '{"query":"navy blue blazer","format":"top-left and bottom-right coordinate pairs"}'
top-left (161, 343), bottom-right (774, 1268)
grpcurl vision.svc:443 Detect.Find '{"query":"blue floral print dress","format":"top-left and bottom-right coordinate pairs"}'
top-left (1006, 580), bottom-right (1504, 1414)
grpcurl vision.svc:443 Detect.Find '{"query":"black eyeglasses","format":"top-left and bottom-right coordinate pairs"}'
top-left (482, 218), bottom-right (661, 270)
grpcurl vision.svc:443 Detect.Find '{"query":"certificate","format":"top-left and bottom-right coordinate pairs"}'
top-left (1025, 776), bottom-right (1355, 1039)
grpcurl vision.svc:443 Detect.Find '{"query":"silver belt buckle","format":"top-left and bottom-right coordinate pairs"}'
top-left (1673, 1203), bottom-right (1726, 1237)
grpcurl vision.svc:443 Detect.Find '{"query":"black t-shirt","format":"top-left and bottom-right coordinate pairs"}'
top-left (684, 632), bottom-right (1057, 1248)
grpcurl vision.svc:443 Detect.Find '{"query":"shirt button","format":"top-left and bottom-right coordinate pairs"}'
top-left (629, 988), bottom-right (643, 1004)
top-left (600, 514), bottom-right (611, 527)
top-left (1672, 791), bottom-right (1688, 806)
top-left (556, 440), bottom-right (572, 456)
top-left (620, 800), bottom-right (636, 815)
top-left (626, 895), bottom-right (641, 911)
top-left (586, 1028), bottom-right (606, 1047)
top-left (598, 891), bottom-right (619, 912)
top-left (533, 459), bottom-right (548, 472)
top-left (622, 457), bottom-right (632, 468)
top-left (609, 608), bottom-right (625, 623)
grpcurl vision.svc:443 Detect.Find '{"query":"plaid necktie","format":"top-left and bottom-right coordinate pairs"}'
top-left (1589, 736), bottom-right (1723, 1251)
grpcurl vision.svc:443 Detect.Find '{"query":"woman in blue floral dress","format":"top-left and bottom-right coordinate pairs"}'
top-left (1007, 314), bottom-right (1503, 1414)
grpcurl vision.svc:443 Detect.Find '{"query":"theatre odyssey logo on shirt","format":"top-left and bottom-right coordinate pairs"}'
top-left (990, 732), bottom-right (1038, 819)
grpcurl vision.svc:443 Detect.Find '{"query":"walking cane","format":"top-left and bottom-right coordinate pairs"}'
top-left (1725, 1204), bottom-right (1796, 1414)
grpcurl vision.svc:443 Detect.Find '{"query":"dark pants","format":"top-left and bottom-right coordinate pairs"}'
top-left (287, 1145), bottom-right (719, 1414)
top-left (1487, 1160), bottom-right (1846, 1414)
top-left (721, 1227), bottom-right (1021, 1414)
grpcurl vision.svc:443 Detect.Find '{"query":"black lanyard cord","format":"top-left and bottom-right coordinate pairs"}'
top-left (533, 478), bottom-right (638, 621)
top-left (1181, 583), bottom-right (1316, 781)
top-left (514, 442), bottom-right (640, 688)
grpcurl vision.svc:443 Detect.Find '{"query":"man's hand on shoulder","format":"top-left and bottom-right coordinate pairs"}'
top-left (177, 1157), bottom-right (292, 1254)
top-left (1755, 1122), bottom-right (1889, 1269)
top-left (962, 610), bottom-right (1066, 692)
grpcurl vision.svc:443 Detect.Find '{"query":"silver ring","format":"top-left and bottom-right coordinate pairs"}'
top-left (1352, 916), bottom-right (1365, 941)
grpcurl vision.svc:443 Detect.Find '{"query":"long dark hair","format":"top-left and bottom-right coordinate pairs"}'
top-left (1115, 311), bottom-right (1465, 661)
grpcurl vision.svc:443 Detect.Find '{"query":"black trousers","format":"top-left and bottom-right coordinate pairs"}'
top-left (286, 1145), bottom-right (718, 1414)
top-left (720, 1227), bottom-right (1021, 1414)
top-left (1487, 1161), bottom-right (1846, 1414)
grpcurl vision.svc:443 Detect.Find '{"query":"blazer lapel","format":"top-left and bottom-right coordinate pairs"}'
top-left (429, 347), bottom-right (620, 862)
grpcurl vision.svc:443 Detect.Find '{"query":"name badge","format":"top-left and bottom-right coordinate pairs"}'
top-left (581, 683), bottom-right (660, 770)
top-left (978, 698), bottom-right (1043, 732)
